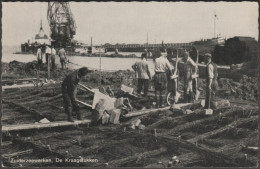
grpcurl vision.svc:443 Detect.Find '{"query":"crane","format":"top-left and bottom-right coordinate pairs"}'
top-left (47, 2), bottom-right (76, 47)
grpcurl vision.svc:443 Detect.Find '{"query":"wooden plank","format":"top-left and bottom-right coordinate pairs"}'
top-left (2, 78), bottom-right (44, 82)
top-left (2, 149), bottom-right (33, 158)
top-left (2, 119), bottom-right (92, 132)
top-left (124, 103), bottom-right (192, 118)
top-left (159, 108), bottom-right (239, 136)
top-left (1, 141), bottom-right (13, 147)
top-left (76, 99), bottom-right (92, 108)
top-left (78, 83), bottom-right (94, 93)
top-left (126, 131), bottom-right (240, 166)
top-left (160, 135), bottom-right (239, 166)
top-left (2, 83), bottom-right (36, 90)
top-left (144, 115), bottom-right (184, 131)
top-left (2, 99), bottom-right (45, 119)
top-left (188, 116), bottom-right (258, 143)
top-left (100, 147), bottom-right (167, 167)
top-left (2, 82), bottom-right (54, 90)
top-left (20, 94), bottom-right (62, 105)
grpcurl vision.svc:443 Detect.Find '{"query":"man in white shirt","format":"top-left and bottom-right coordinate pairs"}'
top-left (51, 47), bottom-right (56, 70)
top-left (154, 52), bottom-right (173, 108)
top-left (204, 53), bottom-right (218, 109)
top-left (132, 52), bottom-right (151, 97)
top-left (36, 47), bottom-right (42, 65)
top-left (182, 51), bottom-right (198, 103)
top-left (45, 45), bottom-right (52, 64)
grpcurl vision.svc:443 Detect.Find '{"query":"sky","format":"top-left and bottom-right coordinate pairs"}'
top-left (2, 2), bottom-right (258, 46)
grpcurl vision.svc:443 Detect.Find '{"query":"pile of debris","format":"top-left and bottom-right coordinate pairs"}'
top-left (218, 75), bottom-right (258, 101)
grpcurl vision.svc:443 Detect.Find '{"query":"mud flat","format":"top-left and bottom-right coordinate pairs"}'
top-left (1, 60), bottom-right (258, 167)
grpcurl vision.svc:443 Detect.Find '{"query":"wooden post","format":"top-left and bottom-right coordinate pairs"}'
top-left (47, 54), bottom-right (50, 80)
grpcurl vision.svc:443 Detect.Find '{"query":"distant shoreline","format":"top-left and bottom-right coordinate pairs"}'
top-left (13, 51), bottom-right (140, 58)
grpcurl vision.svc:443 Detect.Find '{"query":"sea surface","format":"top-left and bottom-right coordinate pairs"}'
top-left (2, 46), bottom-right (156, 74)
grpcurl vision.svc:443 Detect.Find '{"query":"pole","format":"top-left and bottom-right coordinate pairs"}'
top-left (47, 54), bottom-right (50, 80)
top-left (147, 32), bottom-right (148, 49)
top-left (214, 11), bottom-right (216, 38)
top-left (99, 45), bottom-right (101, 88)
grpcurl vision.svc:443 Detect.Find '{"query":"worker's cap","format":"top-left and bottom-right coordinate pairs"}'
top-left (143, 49), bottom-right (148, 52)
top-left (204, 53), bottom-right (212, 58)
top-left (161, 52), bottom-right (167, 57)
top-left (78, 67), bottom-right (93, 76)
top-left (184, 51), bottom-right (190, 56)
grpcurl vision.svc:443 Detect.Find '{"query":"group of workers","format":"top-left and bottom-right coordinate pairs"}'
top-left (36, 45), bottom-right (68, 70)
top-left (132, 49), bottom-right (218, 109)
top-left (60, 48), bottom-right (218, 122)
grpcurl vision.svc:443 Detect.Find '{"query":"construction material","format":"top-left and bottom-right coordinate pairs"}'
top-left (159, 108), bottom-right (239, 136)
top-left (2, 119), bottom-right (92, 132)
top-left (2, 149), bottom-right (33, 158)
top-left (92, 90), bottom-right (116, 109)
top-left (188, 116), bottom-right (258, 143)
top-left (106, 147), bottom-right (167, 167)
top-left (124, 103), bottom-right (192, 118)
top-left (20, 94), bottom-right (62, 105)
top-left (193, 48), bottom-right (200, 101)
top-left (2, 100), bottom-right (45, 119)
top-left (3, 83), bottom-right (36, 90)
top-left (144, 116), bottom-right (175, 131)
top-left (121, 84), bottom-right (134, 94)
top-left (39, 118), bottom-right (50, 123)
top-left (76, 99), bottom-right (92, 108)
top-left (212, 99), bottom-right (231, 109)
top-left (78, 83), bottom-right (94, 94)
top-left (109, 109), bottom-right (121, 124)
top-left (161, 135), bottom-right (239, 166)
top-left (1, 141), bottom-right (13, 147)
top-left (204, 109), bottom-right (213, 115)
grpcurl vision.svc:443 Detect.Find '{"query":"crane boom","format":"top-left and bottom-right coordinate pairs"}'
top-left (47, 2), bottom-right (76, 47)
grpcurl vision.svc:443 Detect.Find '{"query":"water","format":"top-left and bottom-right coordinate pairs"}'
top-left (2, 46), bottom-right (156, 74)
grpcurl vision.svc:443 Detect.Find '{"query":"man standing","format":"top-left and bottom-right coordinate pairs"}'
top-left (154, 52), bottom-right (173, 108)
top-left (132, 52), bottom-right (151, 97)
top-left (51, 46), bottom-right (56, 70)
top-left (204, 53), bottom-right (218, 109)
top-left (58, 47), bottom-right (67, 70)
top-left (45, 45), bottom-right (52, 64)
top-left (36, 46), bottom-right (42, 65)
top-left (62, 67), bottom-right (92, 122)
top-left (182, 51), bottom-right (197, 103)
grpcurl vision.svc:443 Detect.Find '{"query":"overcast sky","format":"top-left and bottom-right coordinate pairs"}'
top-left (2, 2), bottom-right (258, 46)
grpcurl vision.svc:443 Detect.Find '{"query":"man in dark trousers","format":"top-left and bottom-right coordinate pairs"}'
top-left (58, 47), bottom-right (67, 70)
top-left (182, 51), bottom-right (197, 103)
top-left (154, 52), bottom-right (173, 108)
top-left (132, 51), bottom-right (151, 97)
top-left (62, 67), bottom-right (92, 122)
top-left (204, 53), bottom-right (218, 109)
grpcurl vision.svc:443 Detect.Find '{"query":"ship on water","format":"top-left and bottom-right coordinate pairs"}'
top-left (21, 20), bottom-right (51, 53)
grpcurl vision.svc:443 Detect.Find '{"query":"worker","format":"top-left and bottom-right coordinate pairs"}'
top-left (154, 52), bottom-right (173, 108)
top-left (132, 52), bottom-right (151, 97)
top-left (36, 46), bottom-right (42, 65)
top-left (182, 51), bottom-right (197, 103)
top-left (62, 67), bottom-right (92, 122)
top-left (51, 46), bottom-right (56, 70)
top-left (58, 47), bottom-right (67, 70)
top-left (204, 53), bottom-right (218, 109)
top-left (115, 48), bottom-right (119, 55)
top-left (147, 49), bottom-right (152, 59)
top-left (45, 45), bottom-right (52, 64)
